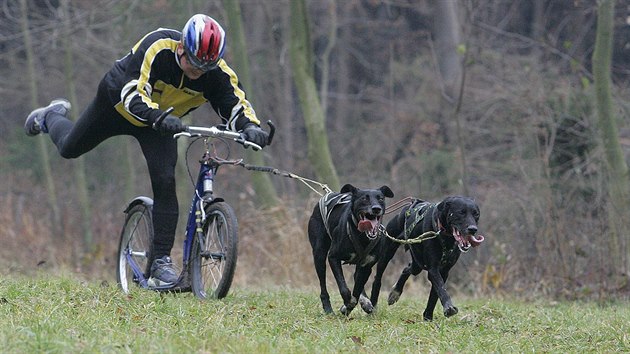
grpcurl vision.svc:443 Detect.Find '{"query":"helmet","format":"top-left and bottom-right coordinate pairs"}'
top-left (181, 14), bottom-right (226, 71)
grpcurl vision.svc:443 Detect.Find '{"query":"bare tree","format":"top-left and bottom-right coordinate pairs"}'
top-left (592, 0), bottom-right (629, 274)
top-left (289, 0), bottom-right (340, 191)
top-left (60, 0), bottom-right (94, 252)
top-left (224, 0), bottom-right (279, 208)
top-left (430, 0), bottom-right (467, 194)
top-left (318, 0), bottom-right (337, 111)
top-left (20, 0), bottom-right (62, 235)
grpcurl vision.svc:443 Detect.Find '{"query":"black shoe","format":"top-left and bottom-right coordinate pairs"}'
top-left (148, 256), bottom-right (179, 287)
top-left (24, 99), bottom-right (71, 136)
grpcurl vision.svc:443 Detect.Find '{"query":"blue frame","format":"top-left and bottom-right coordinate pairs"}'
top-left (124, 160), bottom-right (215, 289)
top-left (182, 163), bottom-right (214, 265)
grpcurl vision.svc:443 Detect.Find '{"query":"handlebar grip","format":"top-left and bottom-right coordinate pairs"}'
top-left (266, 120), bottom-right (276, 145)
top-left (152, 107), bottom-right (174, 130)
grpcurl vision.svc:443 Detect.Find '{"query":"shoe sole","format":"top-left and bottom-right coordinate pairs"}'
top-left (147, 277), bottom-right (175, 288)
top-left (24, 99), bottom-right (71, 136)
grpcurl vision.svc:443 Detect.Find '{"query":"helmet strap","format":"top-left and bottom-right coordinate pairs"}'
top-left (176, 44), bottom-right (186, 68)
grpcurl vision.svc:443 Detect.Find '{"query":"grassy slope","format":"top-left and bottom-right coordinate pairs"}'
top-left (0, 276), bottom-right (628, 353)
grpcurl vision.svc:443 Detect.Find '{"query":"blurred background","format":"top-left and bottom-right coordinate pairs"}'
top-left (1, 0), bottom-right (629, 300)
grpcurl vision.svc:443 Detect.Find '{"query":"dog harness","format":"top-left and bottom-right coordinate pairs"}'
top-left (404, 199), bottom-right (439, 240)
top-left (318, 192), bottom-right (382, 266)
top-left (318, 192), bottom-right (351, 237)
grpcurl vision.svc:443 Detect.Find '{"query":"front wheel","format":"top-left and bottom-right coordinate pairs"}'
top-left (117, 202), bottom-right (154, 293)
top-left (191, 201), bottom-right (238, 299)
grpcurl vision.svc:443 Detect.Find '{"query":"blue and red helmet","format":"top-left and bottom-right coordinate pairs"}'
top-left (181, 14), bottom-right (226, 71)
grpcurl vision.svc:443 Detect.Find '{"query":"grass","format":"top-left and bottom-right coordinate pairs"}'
top-left (0, 276), bottom-right (628, 353)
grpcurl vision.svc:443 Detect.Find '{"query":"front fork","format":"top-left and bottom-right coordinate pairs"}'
top-left (183, 158), bottom-right (220, 266)
top-left (125, 251), bottom-right (149, 288)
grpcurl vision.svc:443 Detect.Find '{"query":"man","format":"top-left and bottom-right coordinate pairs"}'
top-left (24, 14), bottom-right (270, 287)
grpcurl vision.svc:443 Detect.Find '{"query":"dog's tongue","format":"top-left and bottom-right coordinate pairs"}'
top-left (453, 227), bottom-right (485, 249)
top-left (470, 234), bottom-right (485, 247)
top-left (358, 219), bottom-right (377, 233)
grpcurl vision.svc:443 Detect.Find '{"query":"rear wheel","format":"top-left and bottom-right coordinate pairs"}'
top-left (191, 201), bottom-right (238, 299)
top-left (117, 202), bottom-right (153, 293)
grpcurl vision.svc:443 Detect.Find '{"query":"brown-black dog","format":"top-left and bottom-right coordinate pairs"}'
top-left (308, 184), bottom-right (394, 315)
top-left (369, 196), bottom-right (484, 320)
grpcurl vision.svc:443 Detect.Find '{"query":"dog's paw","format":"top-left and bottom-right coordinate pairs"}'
top-left (387, 290), bottom-right (401, 305)
top-left (359, 294), bottom-right (374, 314)
top-left (444, 306), bottom-right (458, 317)
top-left (340, 296), bottom-right (358, 316)
top-left (322, 299), bottom-right (334, 314)
top-left (339, 304), bottom-right (352, 316)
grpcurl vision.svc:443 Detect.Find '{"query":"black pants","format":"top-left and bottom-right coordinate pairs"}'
top-left (46, 78), bottom-right (178, 259)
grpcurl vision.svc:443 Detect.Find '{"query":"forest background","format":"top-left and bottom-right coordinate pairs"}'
top-left (1, 0), bottom-right (629, 301)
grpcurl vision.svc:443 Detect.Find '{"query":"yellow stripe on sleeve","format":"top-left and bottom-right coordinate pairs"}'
top-left (218, 60), bottom-right (260, 126)
top-left (135, 38), bottom-right (180, 110)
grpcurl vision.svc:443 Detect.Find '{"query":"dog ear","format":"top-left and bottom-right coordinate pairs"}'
top-left (340, 184), bottom-right (356, 194)
top-left (436, 199), bottom-right (452, 226)
top-left (379, 186), bottom-right (394, 198)
top-left (437, 199), bottom-right (451, 213)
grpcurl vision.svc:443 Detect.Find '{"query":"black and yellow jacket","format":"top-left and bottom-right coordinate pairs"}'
top-left (103, 28), bottom-right (259, 131)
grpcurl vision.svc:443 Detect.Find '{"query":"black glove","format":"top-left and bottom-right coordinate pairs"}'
top-left (242, 123), bottom-right (269, 148)
top-left (159, 115), bottom-right (184, 135)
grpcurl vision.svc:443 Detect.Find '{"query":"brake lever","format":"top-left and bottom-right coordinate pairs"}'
top-left (236, 136), bottom-right (261, 151)
top-left (173, 131), bottom-right (192, 139)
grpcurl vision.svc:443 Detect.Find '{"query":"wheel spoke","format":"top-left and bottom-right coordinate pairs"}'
top-left (190, 202), bottom-right (237, 299)
top-left (117, 204), bottom-right (153, 294)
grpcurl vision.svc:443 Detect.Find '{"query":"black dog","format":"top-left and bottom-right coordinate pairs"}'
top-left (369, 196), bottom-right (484, 321)
top-left (308, 184), bottom-right (394, 315)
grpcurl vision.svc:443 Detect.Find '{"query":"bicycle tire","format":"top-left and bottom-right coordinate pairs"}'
top-left (190, 201), bottom-right (238, 299)
top-left (117, 202), bottom-right (154, 293)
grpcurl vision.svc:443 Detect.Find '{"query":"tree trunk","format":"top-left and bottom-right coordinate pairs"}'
top-left (332, 2), bottom-right (351, 135)
top-left (430, 0), bottom-right (467, 195)
top-left (224, 0), bottom-right (279, 208)
top-left (430, 0), bottom-right (462, 99)
top-left (61, 0), bottom-right (94, 253)
top-left (289, 0), bottom-right (340, 192)
top-left (592, 0), bottom-right (629, 274)
top-left (20, 0), bottom-right (62, 236)
top-left (319, 0), bottom-right (337, 111)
